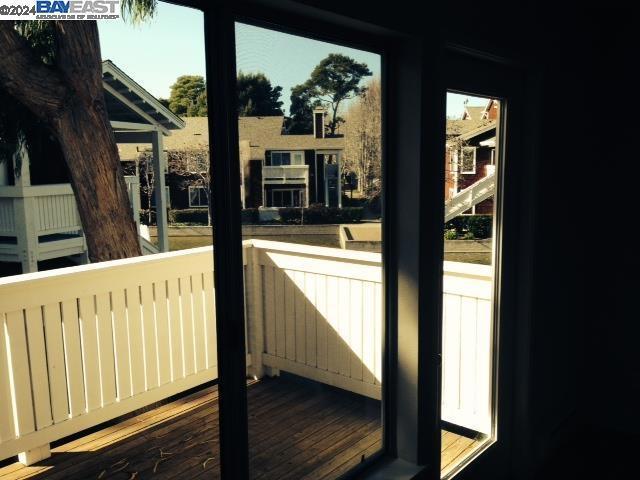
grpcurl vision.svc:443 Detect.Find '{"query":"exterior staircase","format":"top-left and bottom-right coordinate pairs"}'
top-left (444, 171), bottom-right (496, 222)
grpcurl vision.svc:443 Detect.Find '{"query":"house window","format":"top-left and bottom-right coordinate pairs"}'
top-left (188, 186), bottom-right (208, 207)
top-left (461, 146), bottom-right (477, 174)
top-left (267, 188), bottom-right (305, 207)
top-left (270, 151), bottom-right (304, 166)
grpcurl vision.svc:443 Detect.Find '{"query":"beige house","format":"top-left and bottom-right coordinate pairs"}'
top-left (122, 110), bottom-right (345, 213)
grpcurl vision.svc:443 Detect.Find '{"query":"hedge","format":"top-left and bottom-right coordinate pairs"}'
top-left (279, 205), bottom-right (364, 225)
top-left (241, 208), bottom-right (259, 224)
top-left (169, 208), bottom-right (209, 224)
top-left (341, 194), bottom-right (381, 217)
top-left (444, 214), bottom-right (493, 239)
top-left (141, 208), bottom-right (259, 225)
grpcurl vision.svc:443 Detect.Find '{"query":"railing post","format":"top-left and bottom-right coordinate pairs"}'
top-left (246, 243), bottom-right (265, 378)
top-left (13, 195), bottom-right (38, 273)
top-left (18, 444), bottom-right (50, 466)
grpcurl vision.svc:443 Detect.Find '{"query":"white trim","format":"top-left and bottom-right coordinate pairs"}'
top-left (102, 60), bottom-right (185, 130)
top-left (110, 121), bottom-right (162, 132)
top-left (103, 82), bottom-right (172, 137)
top-left (188, 186), bottom-right (208, 208)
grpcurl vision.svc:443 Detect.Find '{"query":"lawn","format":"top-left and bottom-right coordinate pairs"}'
top-left (158, 235), bottom-right (491, 265)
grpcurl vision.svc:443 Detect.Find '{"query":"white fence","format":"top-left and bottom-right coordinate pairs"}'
top-left (441, 262), bottom-right (493, 434)
top-left (245, 241), bottom-right (383, 400)
top-left (244, 240), bottom-right (493, 434)
top-left (0, 240), bottom-right (492, 464)
top-left (0, 248), bottom-right (218, 463)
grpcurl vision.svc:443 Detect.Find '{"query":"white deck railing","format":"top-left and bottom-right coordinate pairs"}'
top-left (0, 179), bottom-right (154, 269)
top-left (0, 184), bottom-right (81, 237)
top-left (0, 240), bottom-right (492, 464)
top-left (262, 165), bottom-right (309, 184)
top-left (0, 248), bottom-right (218, 463)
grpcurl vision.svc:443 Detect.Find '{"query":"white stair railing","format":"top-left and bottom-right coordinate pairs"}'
top-left (444, 173), bottom-right (495, 222)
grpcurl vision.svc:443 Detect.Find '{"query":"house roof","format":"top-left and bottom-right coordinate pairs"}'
top-left (102, 60), bottom-right (185, 134)
top-left (458, 120), bottom-right (496, 141)
top-left (117, 116), bottom-right (344, 161)
top-left (462, 105), bottom-right (485, 120)
top-left (446, 119), bottom-right (493, 136)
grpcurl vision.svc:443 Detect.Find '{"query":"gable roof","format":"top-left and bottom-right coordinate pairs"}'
top-left (102, 60), bottom-right (184, 134)
top-left (462, 105), bottom-right (485, 120)
top-left (458, 120), bottom-right (496, 141)
top-left (446, 118), bottom-right (493, 136)
top-left (117, 116), bottom-right (344, 161)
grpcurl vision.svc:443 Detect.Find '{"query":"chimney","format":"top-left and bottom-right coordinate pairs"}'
top-left (313, 107), bottom-right (326, 139)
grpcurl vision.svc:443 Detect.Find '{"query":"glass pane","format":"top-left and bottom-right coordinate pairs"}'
top-left (0, 3), bottom-right (219, 478)
top-left (441, 93), bottom-right (501, 477)
top-left (293, 152), bottom-right (304, 165)
top-left (235, 22), bottom-right (383, 479)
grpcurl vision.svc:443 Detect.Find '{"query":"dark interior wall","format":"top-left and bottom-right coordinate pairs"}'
top-left (524, 14), bottom-right (593, 469)
top-left (582, 13), bottom-right (638, 436)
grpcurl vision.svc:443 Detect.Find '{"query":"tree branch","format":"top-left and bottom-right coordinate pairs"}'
top-left (0, 22), bottom-right (69, 121)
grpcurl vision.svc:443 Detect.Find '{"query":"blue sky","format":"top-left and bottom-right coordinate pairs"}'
top-left (234, 23), bottom-right (381, 112)
top-left (98, 3), bottom-right (206, 101)
top-left (98, 1), bottom-right (479, 117)
top-left (446, 93), bottom-right (489, 119)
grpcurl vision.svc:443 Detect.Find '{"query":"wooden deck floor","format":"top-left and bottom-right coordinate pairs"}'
top-left (0, 376), bottom-right (483, 479)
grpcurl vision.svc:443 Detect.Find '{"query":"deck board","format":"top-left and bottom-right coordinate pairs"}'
top-left (0, 376), bottom-right (483, 479)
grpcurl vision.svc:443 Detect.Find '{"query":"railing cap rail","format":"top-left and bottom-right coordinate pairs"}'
top-left (0, 184), bottom-right (74, 198)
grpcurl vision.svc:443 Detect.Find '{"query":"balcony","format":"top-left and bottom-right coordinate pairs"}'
top-left (0, 178), bottom-right (155, 272)
top-left (0, 184), bottom-right (85, 269)
top-left (0, 240), bottom-right (490, 477)
top-left (262, 165), bottom-right (309, 185)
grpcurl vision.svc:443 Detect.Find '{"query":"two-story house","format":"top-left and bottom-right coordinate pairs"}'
top-left (124, 108), bottom-right (345, 214)
top-left (445, 99), bottom-right (498, 215)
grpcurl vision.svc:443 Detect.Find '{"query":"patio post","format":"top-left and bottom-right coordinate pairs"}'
top-left (151, 130), bottom-right (169, 252)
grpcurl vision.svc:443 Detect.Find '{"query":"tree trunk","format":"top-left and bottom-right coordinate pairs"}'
top-left (0, 21), bottom-right (141, 262)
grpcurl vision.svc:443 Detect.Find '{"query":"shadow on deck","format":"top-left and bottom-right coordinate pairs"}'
top-left (0, 375), bottom-right (481, 480)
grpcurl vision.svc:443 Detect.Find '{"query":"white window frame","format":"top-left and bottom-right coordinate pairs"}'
top-left (188, 185), bottom-right (209, 208)
top-left (461, 146), bottom-right (477, 174)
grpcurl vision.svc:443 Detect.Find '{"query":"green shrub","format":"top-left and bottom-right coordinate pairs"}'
top-left (466, 215), bottom-right (492, 238)
top-left (241, 208), bottom-right (259, 224)
top-left (367, 193), bottom-right (381, 217)
top-left (341, 195), bottom-right (368, 208)
top-left (278, 205), bottom-right (364, 225)
top-left (444, 228), bottom-right (458, 240)
top-left (444, 214), bottom-right (492, 239)
top-left (169, 208), bottom-right (209, 225)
